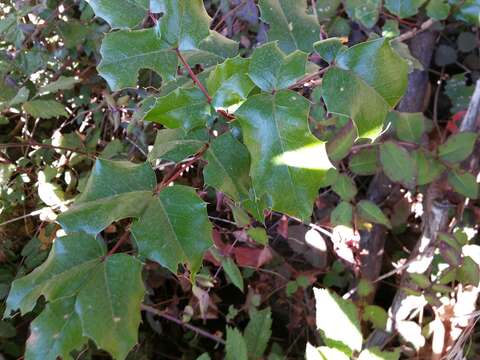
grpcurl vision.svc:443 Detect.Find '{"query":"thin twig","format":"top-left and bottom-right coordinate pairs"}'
top-left (213, 0), bottom-right (248, 32)
top-left (140, 304), bottom-right (226, 345)
top-left (396, 18), bottom-right (436, 42)
top-left (288, 67), bottom-right (330, 90)
top-left (175, 48), bottom-right (212, 104)
top-left (432, 68), bottom-right (445, 141)
top-left (1, 141), bottom-right (96, 157)
top-left (105, 230), bottom-right (131, 258)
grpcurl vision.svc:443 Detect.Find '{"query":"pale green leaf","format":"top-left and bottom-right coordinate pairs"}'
top-left (349, 148), bottom-right (378, 175)
top-left (236, 90), bottom-right (333, 221)
top-left (144, 87), bottom-right (212, 131)
top-left (344, 0), bottom-right (381, 28)
top-left (357, 200), bottom-right (391, 228)
top-left (86, 0), bottom-right (148, 29)
top-left (331, 201), bottom-right (353, 227)
top-left (362, 305), bottom-right (388, 330)
top-left (413, 150), bottom-right (445, 185)
top-left (322, 38), bottom-right (408, 139)
top-left (98, 28), bottom-right (178, 90)
top-left (244, 307), bottom-right (272, 358)
top-left (313, 38), bottom-right (346, 63)
top-left (247, 227), bottom-right (268, 246)
top-left (258, 0), bottom-right (320, 53)
top-left (226, 327), bottom-right (248, 360)
top-left (207, 56), bottom-right (255, 110)
top-left (222, 258), bottom-right (244, 292)
top-left (248, 42), bottom-right (307, 92)
top-left (148, 128), bottom-right (208, 163)
top-left (314, 288), bottom-right (362, 354)
top-left (438, 132), bottom-right (477, 163)
top-left (358, 347), bottom-right (400, 360)
top-left (389, 111), bottom-right (426, 144)
top-left (131, 185), bottom-right (213, 276)
top-left (426, 0), bottom-right (451, 20)
top-left (23, 100), bottom-right (68, 119)
top-left (448, 168), bottom-right (478, 199)
top-left (384, 0), bottom-right (427, 18)
top-left (380, 141), bottom-right (416, 187)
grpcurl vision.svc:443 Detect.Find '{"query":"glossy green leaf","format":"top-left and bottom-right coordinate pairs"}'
top-left (182, 31), bottom-right (239, 68)
top-left (222, 257), bottom-right (244, 292)
top-left (131, 185), bottom-right (213, 276)
top-left (236, 90), bottom-right (333, 221)
top-left (144, 87), bottom-right (212, 131)
top-left (438, 132), bottom-right (477, 163)
top-left (151, 0), bottom-right (211, 50)
top-left (380, 141), bottom-right (416, 187)
top-left (344, 0), bottom-right (381, 28)
top-left (332, 174), bottom-right (357, 201)
top-left (384, 0), bottom-right (427, 18)
top-left (448, 168), bottom-right (478, 199)
top-left (98, 28), bottom-right (177, 90)
top-left (204, 133), bottom-right (252, 202)
top-left (86, 0), bottom-right (147, 29)
top-left (6, 233), bottom-right (144, 360)
top-left (313, 38), bottom-right (346, 63)
top-left (326, 120), bottom-right (357, 162)
top-left (244, 307), bottom-right (272, 358)
top-left (357, 200), bottom-right (391, 228)
top-left (207, 56), bottom-right (255, 110)
top-left (426, 0), bottom-right (451, 20)
top-left (331, 201), bottom-right (353, 227)
top-left (248, 42), bottom-right (307, 92)
top-left (226, 327), bottom-right (248, 360)
top-left (315, 0), bottom-right (341, 21)
top-left (314, 288), bottom-right (362, 354)
top-left (349, 148), bottom-right (378, 175)
top-left (322, 38), bottom-right (408, 139)
top-left (413, 150), bottom-right (446, 185)
top-left (389, 111), bottom-right (426, 144)
top-left (147, 128), bottom-right (208, 163)
top-left (23, 100), bottom-right (68, 119)
top-left (258, 0), bottom-right (320, 53)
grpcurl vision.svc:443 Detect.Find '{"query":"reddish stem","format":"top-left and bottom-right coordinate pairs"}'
top-left (105, 230), bottom-right (131, 258)
top-left (175, 48), bottom-right (212, 104)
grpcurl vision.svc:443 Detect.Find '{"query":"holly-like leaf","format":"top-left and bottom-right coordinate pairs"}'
top-left (322, 38), bottom-right (408, 139)
top-left (384, 0), bottom-right (427, 18)
top-left (380, 141), bottom-right (416, 187)
top-left (86, 0), bottom-right (148, 29)
top-left (236, 90), bottom-right (333, 221)
top-left (207, 56), bottom-right (255, 110)
top-left (349, 148), bottom-right (378, 175)
top-left (204, 133), bottom-right (252, 202)
top-left (244, 307), bottom-right (272, 358)
top-left (182, 31), bottom-right (239, 68)
top-left (144, 87), bottom-right (212, 131)
top-left (148, 128), bottom-right (208, 163)
top-left (258, 0), bottom-right (320, 53)
top-left (448, 168), bottom-right (478, 199)
top-left (356, 200), bottom-right (391, 228)
top-left (131, 185), bottom-right (213, 277)
top-left (5, 233), bottom-right (145, 360)
top-left (344, 0), bottom-right (381, 28)
top-left (438, 132), bottom-right (477, 163)
top-left (248, 42), bottom-right (307, 92)
top-left (150, 0), bottom-right (211, 50)
top-left (314, 288), bottom-right (362, 355)
top-left (314, 38), bottom-right (346, 63)
top-left (98, 28), bottom-right (177, 90)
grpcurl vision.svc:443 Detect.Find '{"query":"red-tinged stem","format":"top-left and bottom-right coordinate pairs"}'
top-left (155, 144), bottom-right (209, 193)
top-left (105, 230), bottom-right (131, 258)
top-left (141, 304), bottom-right (226, 345)
top-left (175, 48), bottom-right (212, 104)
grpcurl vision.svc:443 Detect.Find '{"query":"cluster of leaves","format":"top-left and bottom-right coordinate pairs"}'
top-left (0, 0), bottom-right (479, 359)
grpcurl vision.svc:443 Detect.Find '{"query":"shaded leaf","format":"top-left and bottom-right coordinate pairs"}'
top-left (38, 76), bottom-right (79, 95)
top-left (426, 0), bottom-right (451, 20)
top-left (222, 257), bottom-right (244, 292)
top-left (244, 307), bottom-right (272, 357)
top-left (413, 150), bottom-right (445, 185)
top-left (445, 73), bottom-right (474, 112)
top-left (332, 174), bottom-right (357, 201)
top-left (438, 132), bottom-right (477, 163)
top-left (448, 168), bottom-right (478, 199)
top-left (384, 0), bottom-right (427, 18)
top-left (23, 100), bottom-right (68, 119)
top-left (326, 120), bottom-right (357, 162)
top-left (356, 200), bottom-right (391, 228)
top-left (313, 38), bottom-right (346, 63)
top-left (344, 0), bottom-right (381, 28)
top-left (226, 327), bottom-right (248, 360)
top-left (331, 201), bottom-right (353, 227)
top-left (349, 148), bottom-right (378, 175)
top-left (379, 141), bottom-right (416, 187)
top-left (389, 111), bottom-right (426, 144)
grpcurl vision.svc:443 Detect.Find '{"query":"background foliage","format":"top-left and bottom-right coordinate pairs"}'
top-left (0, 0), bottom-right (479, 359)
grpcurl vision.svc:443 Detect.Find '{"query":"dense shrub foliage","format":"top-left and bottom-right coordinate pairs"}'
top-left (0, 0), bottom-right (479, 359)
